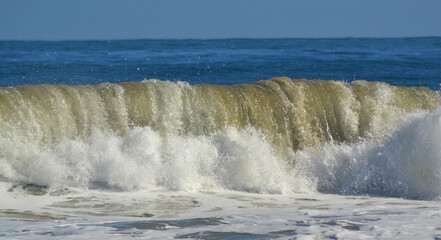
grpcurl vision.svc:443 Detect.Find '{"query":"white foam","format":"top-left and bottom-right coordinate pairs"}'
top-left (1, 108), bottom-right (441, 199)
top-left (1, 186), bottom-right (440, 239)
top-left (292, 109), bottom-right (441, 199)
top-left (2, 108), bottom-right (441, 239)
top-left (0, 126), bottom-right (298, 193)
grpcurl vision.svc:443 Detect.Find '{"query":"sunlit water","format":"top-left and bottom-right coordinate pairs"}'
top-left (1, 38), bottom-right (441, 239)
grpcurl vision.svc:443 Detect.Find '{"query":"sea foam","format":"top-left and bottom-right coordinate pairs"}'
top-left (293, 110), bottom-right (441, 199)
top-left (1, 110), bottom-right (441, 199)
top-left (0, 78), bottom-right (440, 199)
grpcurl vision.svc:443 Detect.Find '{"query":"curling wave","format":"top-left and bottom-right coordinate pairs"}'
top-left (0, 77), bottom-right (440, 199)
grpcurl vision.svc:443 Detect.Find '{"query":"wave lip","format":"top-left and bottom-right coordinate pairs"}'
top-left (0, 77), bottom-right (439, 150)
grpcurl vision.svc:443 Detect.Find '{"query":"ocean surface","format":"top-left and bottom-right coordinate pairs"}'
top-left (1, 38), bottom-right (441, 239)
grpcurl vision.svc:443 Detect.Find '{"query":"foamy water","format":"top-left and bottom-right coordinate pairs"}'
top-left (1, 78), bottom-right (441, 238)
top-left (2, 185), bottom-right (441, 239)
top-left (3, 110), bottom-right (441, 198)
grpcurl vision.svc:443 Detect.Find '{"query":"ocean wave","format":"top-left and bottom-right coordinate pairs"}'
top-left (0, 78), bottom-right (440, 199)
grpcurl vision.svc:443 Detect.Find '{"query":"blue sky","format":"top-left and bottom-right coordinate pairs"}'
top-left (1, 0), bottom-right (441, 40)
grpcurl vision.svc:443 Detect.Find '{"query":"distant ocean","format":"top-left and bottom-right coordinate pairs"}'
top-left (1, 38), bottom-right (441, 239)
top-left (2, 38), bottom-right (441, 88)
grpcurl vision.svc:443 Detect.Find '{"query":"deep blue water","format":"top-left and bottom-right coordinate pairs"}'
top-left (1, 38), bottom-right (440, 89)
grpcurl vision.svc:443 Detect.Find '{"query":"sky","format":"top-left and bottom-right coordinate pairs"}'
top-left (1, 0), bottom-right (441, 40)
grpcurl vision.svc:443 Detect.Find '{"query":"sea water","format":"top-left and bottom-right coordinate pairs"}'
top-left (1, 38), bottom-right (441, 239)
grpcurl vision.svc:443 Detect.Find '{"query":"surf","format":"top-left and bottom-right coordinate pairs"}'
top-left (0, 77), bottom-right (440, 199)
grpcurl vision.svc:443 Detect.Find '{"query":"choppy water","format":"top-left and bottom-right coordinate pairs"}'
top-left (1, 38), bottom-right (441, 239)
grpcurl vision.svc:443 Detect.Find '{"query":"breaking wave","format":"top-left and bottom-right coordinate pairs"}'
top-left (0, 77), bottom-right (440, 199)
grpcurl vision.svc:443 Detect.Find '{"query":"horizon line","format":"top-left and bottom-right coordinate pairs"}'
top-left (1, 36), bottom-right (440, 42)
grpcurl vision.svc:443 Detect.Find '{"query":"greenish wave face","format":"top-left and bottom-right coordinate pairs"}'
top-left (1, 78), bottom-right (441, 198)
top-left (0, 77), bottom-right (439, 153)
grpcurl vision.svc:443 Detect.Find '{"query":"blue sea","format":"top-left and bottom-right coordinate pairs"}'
top-left (1, 38), bottom-right (441, 239)
top-left (2, 38), bottom-right (440, 88)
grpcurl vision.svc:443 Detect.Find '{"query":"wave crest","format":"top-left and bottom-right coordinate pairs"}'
top-left (0, 78), bottom-right (440, 199)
